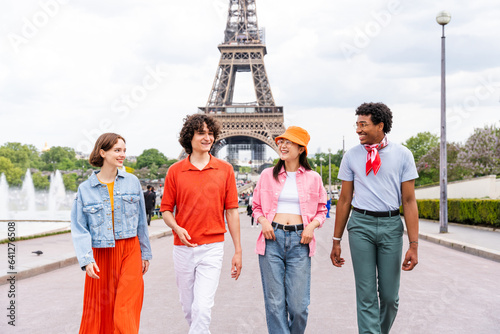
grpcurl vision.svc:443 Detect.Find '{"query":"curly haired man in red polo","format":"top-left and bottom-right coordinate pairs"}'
top-left (160, 114), bottom-right (242, 333)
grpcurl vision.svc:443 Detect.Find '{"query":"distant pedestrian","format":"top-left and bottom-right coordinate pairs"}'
top-left (252, 126), bottom-right (327, 334)
top-left (246, 195), bottom-right (254, 226)
top-left (144, 185), bottom-right (155, 225)
top-left (157, 185), bottom-right (163, 217)
top-left (151, 186), bottom-right (157, 217)
top-left (71, 133), bottom-right (152, 333)
top-left (160, 114), bottom-right (242, 333)
top-left (330, 102), bottom-right (419, 334)
top-left (326, 198), bottom-right (331, 218)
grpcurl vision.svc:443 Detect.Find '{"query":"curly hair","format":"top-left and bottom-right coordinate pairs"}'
top-left (355, 102), bottom-right (393, 134)
top-left (89, 133), bottom-right (126, 167)
top-left (179, 114), bottom-right (220, 154)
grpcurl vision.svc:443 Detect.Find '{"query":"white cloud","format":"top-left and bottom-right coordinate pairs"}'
top-left (0, 0), bottom-right (498, 160)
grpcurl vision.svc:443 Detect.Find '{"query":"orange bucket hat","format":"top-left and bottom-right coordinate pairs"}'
top-left (275, 126), bottom-right (310, 156)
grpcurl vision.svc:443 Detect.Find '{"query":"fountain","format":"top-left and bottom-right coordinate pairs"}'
top-left (0, 169), bottom-right (74, 239)
top-left (21, 169), bottom-right (36, 212)
top-left (48, 170), bottom-right (66, 212)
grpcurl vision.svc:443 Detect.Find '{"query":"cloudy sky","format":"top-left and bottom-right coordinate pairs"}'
top-left (1, 0), bottom-right (499, 160)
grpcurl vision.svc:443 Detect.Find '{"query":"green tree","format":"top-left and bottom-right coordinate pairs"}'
top-left (0, 142), bottom-right (42, 169)
top-left (310, 152), bottom-right (341, 185)
top-left (239, 166), bottom-right (251, 173)
top-left (41, 146), bottom-right (76, 170)
top-left (32, 172), bottom-right (50, 190)
top-left (157, 165), bottom-right (169, 179)
top-left (0, 157), bottom-right (24, 186)
top-left (75, 159), bottom-right (94, 170)
top-left (456, 125), bottom-right (500, 177)
top-left (331, 149), bottom-right (344, 168)
top-left (403, 132), bottom-right (439, 164)
top-left (148, 163), bottom-right (159, 180)
top-left (62, 173), bottom-right (79, 192)
top-left (124, 159), bottom-right (137, 169)
top-left (315, 165), bottom-right (339, 185)
top-left (166, 158), bottom-right (178, 167)
top-left (57, 157), bottom-right (76, 170)
top-left (136, 149), bottom-right (168, 169)
top-left (416, 142), bottom-right (466, 186)
top-left (133, 167), bottom-right (151, 180)
top-left (310, 151), bottom-right (343, 170)
top-left (26, 144), bottom-right (44, 169)
top-left (310, 153), bottom-right (328, 169)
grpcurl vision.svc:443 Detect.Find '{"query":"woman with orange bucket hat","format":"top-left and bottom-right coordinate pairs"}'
top-left (252, 126), bottom-right (327, 333)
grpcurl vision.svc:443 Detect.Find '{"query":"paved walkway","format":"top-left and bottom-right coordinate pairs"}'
top-left (1, 211), bottom-right (500, 284)
top-left (416, 219), bottom-right (500, 262)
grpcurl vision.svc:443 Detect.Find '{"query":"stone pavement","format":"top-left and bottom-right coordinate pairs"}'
top-left (2, 211), bottom-right (499, 285)
top-left (1, 213), bottom-right (500, 333)
top-left (417, 219), bottom-right (500, 262)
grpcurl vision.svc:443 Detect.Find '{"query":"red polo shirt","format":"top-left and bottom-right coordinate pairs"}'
top-left (160, 155), bottom-right (239, 246)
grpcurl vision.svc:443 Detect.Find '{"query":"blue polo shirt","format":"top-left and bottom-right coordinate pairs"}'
top-left (338, 142), bottom-right (418, 211)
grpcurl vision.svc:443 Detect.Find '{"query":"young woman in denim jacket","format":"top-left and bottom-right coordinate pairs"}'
top-left (71, 133), bottom-right (152, 333)
top-left (252, 126), bottom-right (327, 334)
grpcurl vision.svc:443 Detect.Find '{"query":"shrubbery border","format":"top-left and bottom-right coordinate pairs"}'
top-left (330, 199), bottom-right (500, 227)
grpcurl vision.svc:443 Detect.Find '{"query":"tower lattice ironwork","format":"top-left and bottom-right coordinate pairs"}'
top-left (199, 0), bottom-right (285, 166)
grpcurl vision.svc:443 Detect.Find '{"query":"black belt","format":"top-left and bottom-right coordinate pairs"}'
top-left (271, 222), bottom-right (304, 231)
top-left (353, 207), bottom-right (400, 217)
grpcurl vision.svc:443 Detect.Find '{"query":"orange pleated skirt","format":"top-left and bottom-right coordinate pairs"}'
top-left (79, 236), bottom-right (144, 334)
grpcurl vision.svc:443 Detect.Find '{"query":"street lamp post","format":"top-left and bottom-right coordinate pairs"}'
top-left (436, 10), bottom-right (451, 233)
top-left (320, 157), bottom-right (324, 184)
top-left (328, 148), bottom-right (332, 199)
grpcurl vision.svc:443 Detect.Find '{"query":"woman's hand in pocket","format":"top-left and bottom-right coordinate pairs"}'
top-left (260, 219), bottom-right (276, 240)
top-left (300, 224), bottom-right (315, 244)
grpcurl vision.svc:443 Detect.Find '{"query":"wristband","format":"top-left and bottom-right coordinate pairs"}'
top-left (409, 241), bottom-right (418, 244)
top-left (332, 236), bottom-right (342, 241)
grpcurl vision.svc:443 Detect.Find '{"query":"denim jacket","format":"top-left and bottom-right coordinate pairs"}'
top-left (71, 169), bottom-right (152, 269)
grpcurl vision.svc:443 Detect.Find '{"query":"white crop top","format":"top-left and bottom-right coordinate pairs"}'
top-left (276, 172), bottom-right (301, 215)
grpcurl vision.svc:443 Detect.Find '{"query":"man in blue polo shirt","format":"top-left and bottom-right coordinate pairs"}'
top-left (330, 102), bottom-right (419, 334)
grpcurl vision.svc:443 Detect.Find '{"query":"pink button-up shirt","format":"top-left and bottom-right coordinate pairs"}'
top-left (252, 166), bottom-right (327, 256)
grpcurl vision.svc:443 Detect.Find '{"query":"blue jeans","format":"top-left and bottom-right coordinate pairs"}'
top-left (259, 226), bottom-right (311, 334)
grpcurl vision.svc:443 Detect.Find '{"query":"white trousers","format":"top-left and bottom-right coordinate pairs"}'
top-left (173, 242), bottom-right (224, 334)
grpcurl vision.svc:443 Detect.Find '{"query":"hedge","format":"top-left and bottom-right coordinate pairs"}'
top-left (416, 199), bottom-right (500, 227)
top-left (330, 199), bottom-right (500, 227)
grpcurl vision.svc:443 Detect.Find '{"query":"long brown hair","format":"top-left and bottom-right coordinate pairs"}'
top-left (89, 133), bottom-right (126, 167)
top-left (272, 147), bottom-right (312, 181)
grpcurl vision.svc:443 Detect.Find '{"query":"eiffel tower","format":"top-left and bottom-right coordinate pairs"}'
top-left (199, 0), bottom-right (285, 167)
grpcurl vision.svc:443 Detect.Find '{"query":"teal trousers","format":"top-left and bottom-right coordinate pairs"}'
top-left (347, 210), bottom-right (404, 334)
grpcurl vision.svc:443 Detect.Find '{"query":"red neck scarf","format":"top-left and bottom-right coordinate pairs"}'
top-left (364, 136), bottom-right (388, 176)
